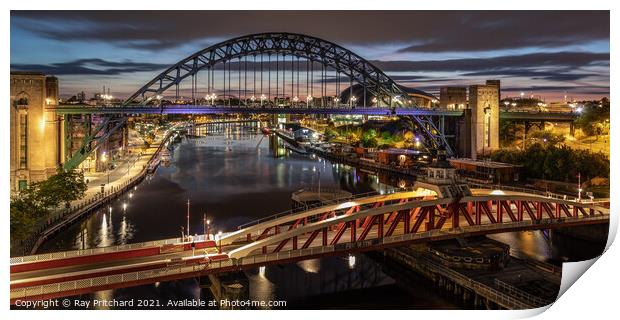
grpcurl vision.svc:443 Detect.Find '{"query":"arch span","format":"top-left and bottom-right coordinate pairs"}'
top-left (124, 32), bottom-right (411, 106)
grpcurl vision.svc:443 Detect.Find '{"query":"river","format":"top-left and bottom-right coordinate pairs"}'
top-left (36, 122), bottom-right (605, 309)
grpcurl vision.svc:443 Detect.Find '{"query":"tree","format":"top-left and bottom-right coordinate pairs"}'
top-left (362, 137), bottom-right (379, 148)
top-left (10, 187), bottom-right (47, 242)
top-left (324, 128), bottom-right (339, 139)
top-left (362, 129), bottom-right (377, 142)
top-left (490, 143), bottom-right (609, 182)
top-left (10, 168), bottom-right (88, 242)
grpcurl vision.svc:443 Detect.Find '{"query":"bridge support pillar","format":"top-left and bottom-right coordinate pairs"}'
top-left (206, 271), bottom-right (250, 309)
top-left (469, 85), bottom-right (499, 159)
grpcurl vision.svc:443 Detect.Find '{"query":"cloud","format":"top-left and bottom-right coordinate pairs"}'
top-left (461, 70), bottom-right (601, 82)
top-left (10, 58), bottom-right (168, 75)
top-left (11, 11), bottom-right (609, 53)
top-left (370, 52), bottom-right (609, 73)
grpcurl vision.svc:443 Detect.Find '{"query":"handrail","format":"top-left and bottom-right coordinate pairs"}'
top-left (236, 188), bottom-right (405, 230)
top-left (467, 182), bottom-right (575, 200)
top-left (494, 278), bottom-right (552, 306)
top-left (10, 214), bottom-right (608, 302)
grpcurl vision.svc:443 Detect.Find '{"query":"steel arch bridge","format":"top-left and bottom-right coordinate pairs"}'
top-left (63, 32), bottom-right (453, 171)
top-left (125, 32), bottom-right (410, 106)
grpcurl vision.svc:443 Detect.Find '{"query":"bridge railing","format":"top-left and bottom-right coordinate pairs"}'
top-left (10, 232), bottom-right (220, 265)
top-left (11, 212), bottom-right (609, 301)
top-left (467, 182), bottom-right (576, 201)
top-left (236, 188), bottom-right (406, 230)
top-left (10, 237), bottom-right (183, 265)
top-left (494, 279), bottom-right (553, 307)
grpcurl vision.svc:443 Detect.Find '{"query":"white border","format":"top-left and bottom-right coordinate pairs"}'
top-left (2, 1), bottom-right (616, 319)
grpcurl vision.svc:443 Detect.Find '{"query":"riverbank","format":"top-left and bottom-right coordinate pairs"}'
top-left (12, 126), bottom-right (175, 257)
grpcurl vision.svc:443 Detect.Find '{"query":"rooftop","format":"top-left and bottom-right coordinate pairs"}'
top-left (379, 148), bottom-right (422, 155)
top-left (449, 158), bottom-right (522, 169)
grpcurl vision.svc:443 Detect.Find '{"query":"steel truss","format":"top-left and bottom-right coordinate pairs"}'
top-left (124, 32), bottom-right (409, 106)
top-left (63, 33), bottom-right (447, 170)
top-left (225, 194), bottom-right (609, 260)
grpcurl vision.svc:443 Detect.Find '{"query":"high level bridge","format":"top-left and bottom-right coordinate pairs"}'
top-left (32, 32), bottom-right (576, 172)
top-left (10, 187), bottom-right (608, 304)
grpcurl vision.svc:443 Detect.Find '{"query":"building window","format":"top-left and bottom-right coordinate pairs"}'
top-left (18, 180), bottom-right (28, 191)
top-left (19, 114), bottom-right (28, 169)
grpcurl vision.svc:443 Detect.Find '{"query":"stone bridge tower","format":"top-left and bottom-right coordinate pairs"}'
top-left (10, 72), bottom-right (60, 191)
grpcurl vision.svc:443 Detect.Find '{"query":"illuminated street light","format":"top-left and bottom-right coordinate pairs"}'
top-left (349, 96), bottom-right (357, 107)
top-left (260, 94), bottom-right (267, 106)
top-left (206, 93), bottom-right (216, 105)
top-left (101, 151), bottom-right (110, 186)
top-left (293, 96), bottom-right (299, 106)
top-left (217, 231), bottom-right (223, 253)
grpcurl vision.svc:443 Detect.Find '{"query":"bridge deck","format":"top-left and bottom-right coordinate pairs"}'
top-left (9, 189), bottom-right (608, 303)
top-left (52, 104), bottom-right (577, 122)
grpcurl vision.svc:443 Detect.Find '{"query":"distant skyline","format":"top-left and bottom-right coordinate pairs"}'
top-left (10, 11), bottom-right (610, 101)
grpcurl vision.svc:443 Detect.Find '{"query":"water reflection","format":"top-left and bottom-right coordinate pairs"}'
top-left (35, 122), bottom-right (600, 309)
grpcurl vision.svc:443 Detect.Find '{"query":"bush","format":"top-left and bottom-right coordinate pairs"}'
top-left (490, 143), bottom-right (609, 182)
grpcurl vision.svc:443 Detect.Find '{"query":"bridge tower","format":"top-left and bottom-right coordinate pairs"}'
top-left (468, 84), bottom-right (499, 159)
top-left (10, 72), bottom-right (61, 191)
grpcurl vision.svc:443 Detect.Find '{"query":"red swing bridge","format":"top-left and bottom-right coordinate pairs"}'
top-left (10, 184), bottom-right (609, 304)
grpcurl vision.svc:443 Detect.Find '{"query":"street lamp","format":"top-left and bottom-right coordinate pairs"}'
top-left (333, 97), bottom-right (340, 107)
top-left (217, 231), bottom-right (223, 253)
top-left (306, 95), bottom-right (313, 107)
top-left (260, 94), bottom-right (267, 106)
top-left (203, 214), bottom-right (211, 240)
top-left (101, 151), bottom-right (110, 186)
top-left (205, 93), bottom-right (216, 105)
top-left (349, 96), bottom-right (357, 107)
top-left (293, 96), bottom-right (299, 107)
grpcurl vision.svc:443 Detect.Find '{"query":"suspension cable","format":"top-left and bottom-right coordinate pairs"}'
top-left (268, 54), bottom-right (271, 104)
top-left (276, 53), bottom-right (279, 106)
top-left (238, 56), bottom-right (241, 107)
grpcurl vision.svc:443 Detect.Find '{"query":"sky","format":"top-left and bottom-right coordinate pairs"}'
top-left (10, 11), bottom-right (610, 101)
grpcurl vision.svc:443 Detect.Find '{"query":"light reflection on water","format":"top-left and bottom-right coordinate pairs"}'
top-left (35, 122), bottom-right (604, 309)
